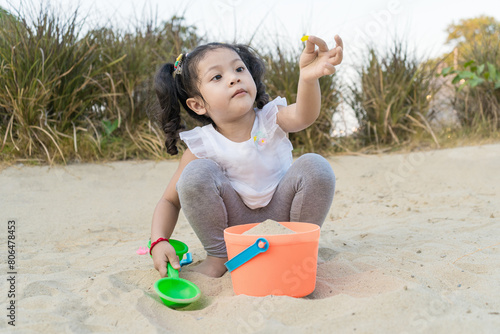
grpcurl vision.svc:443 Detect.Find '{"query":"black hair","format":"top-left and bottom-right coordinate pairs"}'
top-left (153, 43), bottom-right (269, 155)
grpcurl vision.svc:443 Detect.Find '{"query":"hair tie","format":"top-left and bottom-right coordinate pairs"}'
top-left (174, 53), bottom-right (188, 75)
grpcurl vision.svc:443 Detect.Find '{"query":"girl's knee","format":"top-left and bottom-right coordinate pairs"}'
top-left (296, 153), bottom-right (328, 166)
top-left (296, 153), bottom-right (335, 184)
top-left (177, 159), bottom-right (222, 194)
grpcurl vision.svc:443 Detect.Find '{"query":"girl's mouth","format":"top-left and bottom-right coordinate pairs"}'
top-left (232, 89), bottom-right (246, 98)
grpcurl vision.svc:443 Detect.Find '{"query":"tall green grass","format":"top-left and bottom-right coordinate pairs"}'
top-left (347, 42), bottom-right (440, 149)
top-left (1, 3), bottom-right (497, 164)
top-left (0, 5), bottom-right (103, 163)
top-left (0, 2), bottom-right (341, 163)
top-left (0, 3), bottom-right (199, 163)
top-left (86, 16), bottom-right (201, 159)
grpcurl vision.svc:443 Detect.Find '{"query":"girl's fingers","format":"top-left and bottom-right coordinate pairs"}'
top-left (328, 46), bottom-right (343, 65)
top-left (168, 255), bottom-right (181, 270)
top-left (334, 35), bottom-right (344, 51)
top-left (305, 35), bottom-right (330, 53)
top-left (164, 246), bottom-right (180, 270)
top-left (328, 48), bottom-right (339, 58)
top-left (155, 257), bottom-right (168, 277)
top-left (304, 38), bottom-right (316, 54)
top-left (159, 264), bottom-right (167, 277)
top-left (153, 243), bottom-right (180, 277)
top-left (304, 35), bottom-right (343, 55)
top-left (302, 34), bottom-right (343, 76)
top-left (323, 63), bottom-right (336, 76)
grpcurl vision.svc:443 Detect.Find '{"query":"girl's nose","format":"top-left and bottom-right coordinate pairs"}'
top-left (229, 78), bottom-right (241, 86)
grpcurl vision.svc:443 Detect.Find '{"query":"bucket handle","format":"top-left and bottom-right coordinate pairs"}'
top-left (224, 237), bottom-right (269, 272)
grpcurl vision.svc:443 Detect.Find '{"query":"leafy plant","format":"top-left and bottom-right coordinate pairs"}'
top-left (427, 16), bottom-right (500, 137)
top-left (441, 60), bottom-right (500, 90)
top-left (440, 59), bottom-right (500, 131)
top-left (101, 119), bottom-right (119, 137)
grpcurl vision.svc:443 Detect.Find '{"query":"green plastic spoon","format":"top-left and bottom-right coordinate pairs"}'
top-left (154, 263), bottom-right (201, 309)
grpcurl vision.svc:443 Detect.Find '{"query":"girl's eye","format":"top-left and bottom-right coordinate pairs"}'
top-left (211, 74), bottom-right (222, 81)
top-left (236, 66), bottom-right (245, 72)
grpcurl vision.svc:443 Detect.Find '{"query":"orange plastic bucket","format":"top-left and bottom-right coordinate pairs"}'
top-left (224, 222), bottom-right (320, 297)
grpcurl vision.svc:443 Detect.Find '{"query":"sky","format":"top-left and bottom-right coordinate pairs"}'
top-left (2, 0), bottom-right (498, 58)
top-left (1, 0), bottom-right (498, 133)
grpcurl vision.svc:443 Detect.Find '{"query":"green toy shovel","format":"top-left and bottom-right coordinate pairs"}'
top-left (154, 263), bottom-right (201, 309)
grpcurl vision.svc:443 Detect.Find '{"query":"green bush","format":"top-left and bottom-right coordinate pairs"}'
top-left (0, 3), bottom-right (200, 163)
top-left (3, 4), bottom-right (496, 164)
top-left (87, 17), bottom-right (201, 159)
top-left (0, 1), bottom-right (341, 163)
top-left (440, 37), bottom-right (500, 132)
top-left (0, 5), bottom-right (107, 163)
top-left (347, 42), bottom-right (439, 148)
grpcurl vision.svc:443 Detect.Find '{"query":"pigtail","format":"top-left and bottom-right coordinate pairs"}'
top-left (154, 63), bottom-right (183, 155)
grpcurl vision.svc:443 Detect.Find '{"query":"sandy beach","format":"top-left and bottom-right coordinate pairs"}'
top-left (1, 143), bottom-right (499, 333)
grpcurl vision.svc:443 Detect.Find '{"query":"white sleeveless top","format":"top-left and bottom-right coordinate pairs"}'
top-left (179, 97), bottom-right (293, 209)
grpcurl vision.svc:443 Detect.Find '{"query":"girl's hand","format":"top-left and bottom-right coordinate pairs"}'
top-left (299, 35), bottom-right (343, 82)
top-left (151, 240), bottom-right (181, 277)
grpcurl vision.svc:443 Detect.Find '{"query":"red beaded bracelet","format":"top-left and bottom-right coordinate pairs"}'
top-left (149, 237), bottom-right (169, 255)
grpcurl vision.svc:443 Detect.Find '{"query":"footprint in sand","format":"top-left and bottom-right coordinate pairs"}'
top-left (318, 247), bottom-right (338, 262)
top-left (23, 280), bottom-right (62, 298)
top-left (307, 256), bottom-right (406, 299)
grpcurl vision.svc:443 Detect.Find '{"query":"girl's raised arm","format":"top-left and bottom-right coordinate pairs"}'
top-left (277, 35), bottom-right (343, 133)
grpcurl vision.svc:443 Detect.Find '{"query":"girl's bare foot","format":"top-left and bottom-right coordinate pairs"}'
top-left (190, 256), bottom-right (228, 278)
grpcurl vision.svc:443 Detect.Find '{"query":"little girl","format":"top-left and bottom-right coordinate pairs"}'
top-left (150, 35), bottom-right (343, 278)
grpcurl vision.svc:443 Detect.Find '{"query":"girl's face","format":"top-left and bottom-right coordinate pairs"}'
top-left (187, 48), bottom-right (257, 126)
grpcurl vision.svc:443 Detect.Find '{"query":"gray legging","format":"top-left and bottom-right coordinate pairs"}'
top-left (176, 153), bottom-right (335, 257)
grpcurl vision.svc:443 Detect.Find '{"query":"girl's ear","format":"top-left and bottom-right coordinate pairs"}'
top-left (186, 97), bottom-right (208, 116)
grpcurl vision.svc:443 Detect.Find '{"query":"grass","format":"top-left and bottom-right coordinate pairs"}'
top-left (347, 41), bottom-right (441, 150)
top-left (451, 40), bottom-right (500, 133)
top-left (437, 33), bottom-right (500, 135)
top-left (0, 3), bottom-right (200, 163)
top-left (0, 3), bottom-right (498, 165)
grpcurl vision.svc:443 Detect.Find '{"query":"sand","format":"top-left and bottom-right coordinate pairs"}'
top-left (1, 143), bottom-right (499, 333)
top-left (242, 220), bottom-right (296, 235)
